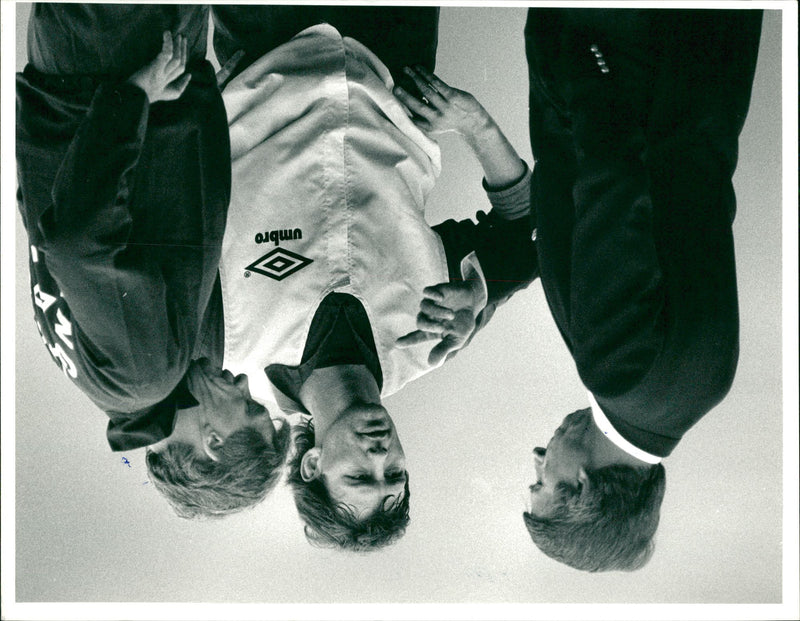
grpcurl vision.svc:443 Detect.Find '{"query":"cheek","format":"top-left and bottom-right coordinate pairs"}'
top-left (319, 440), bottom-right (358, 474)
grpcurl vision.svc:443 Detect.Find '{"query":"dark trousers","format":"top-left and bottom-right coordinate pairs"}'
top-left (27, 3), bottom-right (209, 76)
top-left (211, 5), bottom-right (439, 92)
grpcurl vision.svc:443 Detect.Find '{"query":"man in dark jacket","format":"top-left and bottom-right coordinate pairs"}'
top-left (16, 4), bottom-right (290, 519)
top-left (519, 8), bottom-right (762, 571)
top-left (409, 8), bottom-right (762, 571)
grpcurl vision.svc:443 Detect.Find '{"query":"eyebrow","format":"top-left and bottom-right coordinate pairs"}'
top-left (246, 401), bottom-right (266, 416)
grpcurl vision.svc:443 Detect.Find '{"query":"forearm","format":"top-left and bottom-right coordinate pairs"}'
top-left (42, 81), bottom-right (149, 254)
top-left (462, 109), bottom-right (526, 190)
top-left (569, 156), bottom-right (665, 394)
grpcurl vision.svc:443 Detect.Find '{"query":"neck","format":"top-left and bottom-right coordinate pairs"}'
top-left (298, 364), bottom-right (381, 439)
top-left (587, 415), bottom-right (652, 469)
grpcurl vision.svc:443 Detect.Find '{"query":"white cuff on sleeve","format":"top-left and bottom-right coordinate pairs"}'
top-left (460, 251), bottom-right (488, 312)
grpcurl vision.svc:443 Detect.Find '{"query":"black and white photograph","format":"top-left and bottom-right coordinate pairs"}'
top-left (1, 2), bottom-right (798, 620)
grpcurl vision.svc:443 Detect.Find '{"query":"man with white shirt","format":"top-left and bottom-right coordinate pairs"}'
top-left (405, 8), bottom-right (762, 569)
top-left (517, 8), bottom-right (761, 571)
top-left (212, 7), bottom-right (537, 550)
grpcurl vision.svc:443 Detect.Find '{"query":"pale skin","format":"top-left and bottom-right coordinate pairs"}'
top-left (149, 359), bottom-right (283, 461)
top-left (128, 31), bottom-right (245, 93)
top-left (393, 66), bottom-right (527, 362)
top-left (298, 365), bottom-right (407, 520)
top-left (527, 409), bottom-right (651, 517)
top-left (127, 31), bottom-right (191, 103)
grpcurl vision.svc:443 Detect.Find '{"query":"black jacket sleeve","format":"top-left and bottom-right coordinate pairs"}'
top-left (433, 168), bottom-right (540, 305)
top-left (432, 168), bottom-right (540, 345)
top-left (33, 81), bottom-right (187, 413)
top-left (529, 8), bottom-right (760, 455)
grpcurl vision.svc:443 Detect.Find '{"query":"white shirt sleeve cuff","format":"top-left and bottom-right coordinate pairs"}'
top-left (460, 251), bottom-right (489, 311)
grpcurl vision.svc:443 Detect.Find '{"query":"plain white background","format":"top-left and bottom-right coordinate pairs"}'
top-left (3, 1), bottom-right (797, 617)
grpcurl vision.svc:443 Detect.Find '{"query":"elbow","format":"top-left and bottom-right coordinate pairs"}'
top-left (572, 325), bottom-right (663, 399)
top-left (95, 354), bottom-right (188, 413)
top-left (706, 333), bottom-right (740, 406)
top-left (135, 365), bottom-right (187, 407)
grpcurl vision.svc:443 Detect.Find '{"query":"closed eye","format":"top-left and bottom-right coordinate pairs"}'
top-left (386, 470), bottom-right (407, 484)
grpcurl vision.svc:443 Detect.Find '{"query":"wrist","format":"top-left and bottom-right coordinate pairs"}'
top-left (460, 107), bottom-right (494, 146)
top-left (126, 76), bottom-right (152, 103)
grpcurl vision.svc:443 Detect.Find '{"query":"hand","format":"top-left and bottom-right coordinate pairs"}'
top-left (396, 281), bottom-right (483, 366)
top-left (127, 32), bottom-right (191, 103)
top-left (393, 66), bottom-right (488, 138)
top-left (216, 49), bottom-right (245, 88)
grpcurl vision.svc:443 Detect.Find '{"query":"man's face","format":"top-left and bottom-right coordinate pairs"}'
top-left (186, 359), bottom-right (271, 434)
top-left (151, 359), bottom-right (277, 458)
top-left (315, 404), bottom-right (407, 519)
top-left (527, 408), bottom-right (594, 517)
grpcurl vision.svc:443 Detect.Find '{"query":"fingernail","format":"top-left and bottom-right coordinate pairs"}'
top-left (403, 66), bottom-right (413, 75)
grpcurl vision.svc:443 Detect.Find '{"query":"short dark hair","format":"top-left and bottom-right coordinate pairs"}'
top-left (287, 418), bottom-right (410, 552)
top-left (146, 421), bottom-right (291, 519)
top-left (524, 463), bottom-right (666, 572)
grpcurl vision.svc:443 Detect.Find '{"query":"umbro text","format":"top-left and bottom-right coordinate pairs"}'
top-left (255, 228), bottom-right (303, 245)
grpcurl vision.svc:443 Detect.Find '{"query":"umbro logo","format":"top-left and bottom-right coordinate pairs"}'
top-left (245, 248), bottom-right (313, 281)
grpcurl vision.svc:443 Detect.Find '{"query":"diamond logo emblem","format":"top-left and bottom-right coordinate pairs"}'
top-left (245, 248), bottom-right (313, 281)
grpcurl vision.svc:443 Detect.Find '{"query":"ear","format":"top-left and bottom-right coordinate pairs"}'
top-left (300, 448), bottom-right (322, 482)
top-left (202, 426), bottom-right (225, 462)
top-left (577, 467), bottom-right (590, 493)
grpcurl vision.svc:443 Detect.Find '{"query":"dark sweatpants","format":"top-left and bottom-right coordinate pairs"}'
top-left (211, 5), bottom-right (439, 92)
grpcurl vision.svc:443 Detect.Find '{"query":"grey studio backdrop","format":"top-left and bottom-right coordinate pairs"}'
top-left (12, 4), bottom-right (784, 604)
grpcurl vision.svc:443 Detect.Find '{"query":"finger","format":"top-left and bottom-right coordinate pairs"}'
top-left (416, 313), bottom-right (448, 333)
top-left (393, 85), bottom-right (435, 121)
top-left (413, 65), bottom-right (456, 99)
top-left (403, 66), bottom-right (447, 108)
top-left (166, 34), bottom-right (185, 76)
top-left (420, 298), bottom-right (455, 321)
top-left (216, 49), bottom-right (245, 87)
top-left (428, 335), bottom-right (461, 366)
top-left (396, 330), bottom-right (439, 348)
top-left (159, 31), bottom-right (173, 63)
top-left (164, 72), bottom-right (192, 101)
top-left (181, 34), bottom-right (188, 67)
top-left (421, 283), bottom-right (448, 303)
top-left (412, 118), bottom-right (433, 133)
top-left (424, 281), bottom-right (474, 306)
